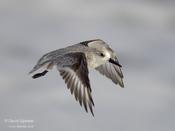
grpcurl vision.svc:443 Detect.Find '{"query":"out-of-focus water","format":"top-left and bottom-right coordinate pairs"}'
top-left (0, 0), bottom-right (175, 131)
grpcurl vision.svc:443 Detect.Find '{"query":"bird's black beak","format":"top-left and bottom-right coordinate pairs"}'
top-left (109, 58), bottom-right (122, 67)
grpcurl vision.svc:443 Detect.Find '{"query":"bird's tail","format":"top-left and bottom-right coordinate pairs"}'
top-left (29, 53), bottom-right (55, 78)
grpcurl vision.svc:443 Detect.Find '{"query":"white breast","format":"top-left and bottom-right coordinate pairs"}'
top-left (88, 55), bottom-right (107, 69)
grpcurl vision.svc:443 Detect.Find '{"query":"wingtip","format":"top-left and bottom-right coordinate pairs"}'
top-left (120, 85), bottom-right (124, 88)
top-left (85, 108), bottom-right (95, 117)
top-left (119, 81), bottom-right (125, 88)
top-left (91, 112), bottom-right (95, 117)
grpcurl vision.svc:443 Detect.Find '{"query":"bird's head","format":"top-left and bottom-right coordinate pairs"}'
top-left (86, 39), bottom-right (122, 67)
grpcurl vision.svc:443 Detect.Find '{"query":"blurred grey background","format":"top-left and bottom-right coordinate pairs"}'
top-left (0, 0), bottom-right (175, 131)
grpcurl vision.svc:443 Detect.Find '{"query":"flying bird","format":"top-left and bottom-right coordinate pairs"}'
top-left (29, 39), bottom-right (124, 116)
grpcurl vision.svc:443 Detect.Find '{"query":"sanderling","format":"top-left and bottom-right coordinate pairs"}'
top-left (29, 39), bottom-right (124, 116)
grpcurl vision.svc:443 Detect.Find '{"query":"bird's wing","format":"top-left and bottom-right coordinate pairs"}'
top-left (57, 53), bottom-right (94, 116)
top-left (95, 59), bottom-right (124, 88)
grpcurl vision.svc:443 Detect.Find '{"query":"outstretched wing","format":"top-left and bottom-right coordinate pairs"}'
top-left (57, 53), bottom-right (95, 116)
top-left (95, 59), bottom-right (124, 88)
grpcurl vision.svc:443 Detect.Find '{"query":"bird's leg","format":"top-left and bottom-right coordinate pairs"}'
top-left (32, 62), bottom-right (54, 79)
top-left (32, 70), bottom-right (48, 79)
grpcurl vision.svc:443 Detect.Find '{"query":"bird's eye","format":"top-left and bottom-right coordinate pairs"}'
top-left (100, 53), bottom-right (105, 57)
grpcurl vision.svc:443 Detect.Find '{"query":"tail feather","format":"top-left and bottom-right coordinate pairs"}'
top-left (29, 52), bottom-right (55, 77)
top-left (29, 65), bottom-right (40, 74)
